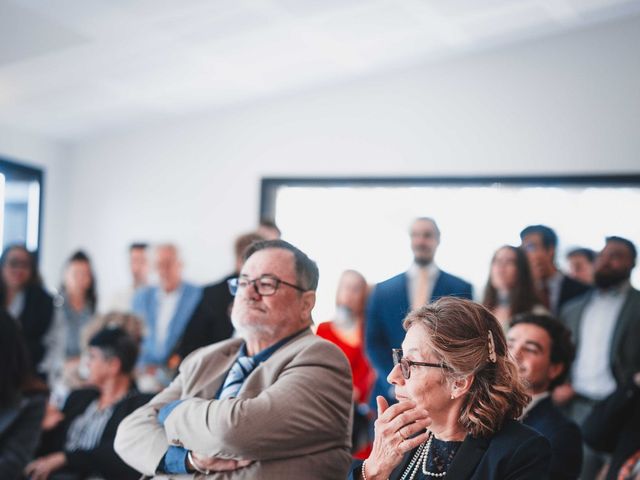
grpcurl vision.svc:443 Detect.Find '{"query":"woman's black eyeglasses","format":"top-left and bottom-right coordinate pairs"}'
top-left (392, 348), bottom-right (449, 379)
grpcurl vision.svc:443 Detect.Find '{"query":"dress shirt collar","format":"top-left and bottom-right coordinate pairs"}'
top-left (521, 391), bottom-right (550, 420)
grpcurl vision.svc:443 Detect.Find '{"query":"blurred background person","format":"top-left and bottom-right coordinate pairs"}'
top-left (174, 232), bottom-right (263, 360)
top-left (0, 309), bottom-right (48, 480)
top-left (520, 225), bottom-right (589, 315)
top-left (0, 245), bottom-right (54, 377)
top-left (132, 243), bottom-right (201, 392)
top-left (26, 327), bottom-right (152, 480)
top-left (482, 245), bottom-right (542, 330)
top-left (109, 243), bottom-right (149, 311)
top-left (566, 247), bottom-right (596, 286)
top-left (583, 371), bottom-right (640, 480)
top-left (44, 250), bottom-right (98, 402)
top-left (316, 269), bottom-right (375, 458)
top-left (257, 219), bottom-right (281, 240)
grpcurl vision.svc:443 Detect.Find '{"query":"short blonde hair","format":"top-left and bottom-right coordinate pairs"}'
top-left (403, 297), bottom-right (529, 437)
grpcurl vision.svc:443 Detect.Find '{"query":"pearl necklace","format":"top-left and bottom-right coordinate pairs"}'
top-left (399, 432), bottom-right (447, 479)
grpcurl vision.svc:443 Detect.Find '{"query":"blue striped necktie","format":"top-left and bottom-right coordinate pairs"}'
top-left (218, 355), bottom-right (256, 399)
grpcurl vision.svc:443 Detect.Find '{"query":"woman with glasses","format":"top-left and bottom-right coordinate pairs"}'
top-left (351, 297), bottom-right (551, 480)
top-left (0, 245), bottom-right (54, 375)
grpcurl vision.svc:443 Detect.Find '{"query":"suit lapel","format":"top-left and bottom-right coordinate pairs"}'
top-left (446, 434), bottom-right (489, 479)
top-left (609, 288), bottom-right (640, 373)
top-left (189, 341), bottom-right (242, 398)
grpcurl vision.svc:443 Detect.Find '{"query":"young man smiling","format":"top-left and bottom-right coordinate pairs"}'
top-left (508, 313), bottom-right (582, 480)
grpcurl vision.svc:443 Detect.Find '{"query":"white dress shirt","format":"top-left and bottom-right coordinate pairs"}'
top-left (155, 287), bottom-right (181, 352)
top-left (572, 282), bottom-right (629, 400)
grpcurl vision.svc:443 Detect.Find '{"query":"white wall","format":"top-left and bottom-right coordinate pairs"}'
top-left (0, 124), bottom-right (71, 290)
top-left (57, 15), bottom-right (640, 309)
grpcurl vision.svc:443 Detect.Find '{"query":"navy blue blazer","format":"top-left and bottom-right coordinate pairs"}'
top-left (522, 397), bottom-right (582, 480)
top-left (349, 419), bottom-right (550, 480)
top-left (365, 269), bottom-right (473, 404)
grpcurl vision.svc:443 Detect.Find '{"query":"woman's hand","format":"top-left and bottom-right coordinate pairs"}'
top-left (24, 452), bottom-right (66, 480)
top-left (363, 396), bottom-right (430, 479)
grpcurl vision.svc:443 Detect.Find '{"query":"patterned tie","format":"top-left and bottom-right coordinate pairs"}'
top-left (218, 355), bottom-right (256, 400)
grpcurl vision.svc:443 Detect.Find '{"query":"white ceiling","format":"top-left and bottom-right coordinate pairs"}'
top-left (1, 0), bottom-right (639, 142)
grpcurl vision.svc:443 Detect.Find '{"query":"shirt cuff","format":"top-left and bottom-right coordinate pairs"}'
top-left (158, 399), bottom-right (183, 425)
top-left (158, 446), bottom-right (189, 474)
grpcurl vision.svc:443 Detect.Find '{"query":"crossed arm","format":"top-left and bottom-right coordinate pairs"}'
top-left (114, 343), bottom-right (353, 476)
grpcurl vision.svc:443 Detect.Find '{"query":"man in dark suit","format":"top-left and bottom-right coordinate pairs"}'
top-left (508, 313), bottom-right (582, 480)
top-left (365, 217), bottom-right (472, 406)
top-left (520, 225), bottom-right (589, 315)
top-left (175, 232), bottom-right (265, 359)
top-left (557, 236), bottom-right (640, 478)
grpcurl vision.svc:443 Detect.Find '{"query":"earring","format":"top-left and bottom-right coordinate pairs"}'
top-left (450, 394), bottom-right (455, 400)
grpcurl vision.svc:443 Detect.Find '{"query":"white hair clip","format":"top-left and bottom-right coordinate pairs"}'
top-left (487, 330), bottom-right (497, 363)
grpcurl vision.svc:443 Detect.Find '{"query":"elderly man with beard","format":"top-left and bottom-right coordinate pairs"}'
top-left (114, 240), bottom-right (353, 479)
top-left (557, 236), bottom-right (640, 479)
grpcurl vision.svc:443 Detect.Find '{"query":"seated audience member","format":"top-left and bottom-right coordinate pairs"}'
top-left (558, 236), bottom-right (640, 479)
top-left (520, 225), bottom-right (589, 315)
top-left (316, 269), bottom-right (375, 456)
top-left (0, 310), bottom-right (48, 480)
top-left (109, 243), bottom-right (149, 311)
top-left (0, 245), bottom-right (54, 376)
top-left (44, 251), bottom-right (98, 401)
top-left (26, 327), bottom-right (152, 480)
top-left (482, 245), bottom-right (542, 330)
top-left (132, 244), bottom-right (201, 391)
top-left (566, 247), bottom-right (596, 286)
top-left (82, 311), bottom-right (145, 349)
top-left (507, 313), bottom-right (582, 479)
top-left (352, 297), bottom-right (550, 480)
top-left (582, 372), bottom-right (640, 480)
top-left (115, 240), bottom-right (353, 479)
top-left (175, 232), bottom-right (264, 359)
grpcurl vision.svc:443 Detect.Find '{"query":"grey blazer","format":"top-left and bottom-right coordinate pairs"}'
top-left (561, 286), bottom-right (640, 385)
top-left (115, 328), bottom-right (353, 479)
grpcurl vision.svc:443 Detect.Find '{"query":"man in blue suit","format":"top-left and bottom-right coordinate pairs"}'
top-left (365, 217), bottom-right (472, 406)
top-left (132, 244), bottom-right (202, 390)
top-left (508, 313), bottom-right (582, 480)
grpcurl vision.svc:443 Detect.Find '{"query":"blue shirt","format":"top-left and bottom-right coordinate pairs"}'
top-left (157, 328), bottom-right (309, 474)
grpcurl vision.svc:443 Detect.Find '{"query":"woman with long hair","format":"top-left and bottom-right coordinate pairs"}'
top-left (482, 245), bottom-right (542, 330)
top-left (0, 244), bottom-right (54, 373)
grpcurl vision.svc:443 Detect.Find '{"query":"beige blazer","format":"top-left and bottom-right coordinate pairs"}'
top-left (114, 328), bottom-right (353, 479)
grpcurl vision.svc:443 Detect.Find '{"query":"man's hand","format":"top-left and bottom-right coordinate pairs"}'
top-left (552, 383), bottom-right (575, 406)
top-left (24, 452), bottom-right (66, 480)
top-left (190, 451), bottom-right (253, 473)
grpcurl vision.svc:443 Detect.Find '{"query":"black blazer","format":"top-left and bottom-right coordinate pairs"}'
top-left (175, 273), bottom-right (235, 359)
top-left (14, 285), bottom-right (54, 371)
top-left (582, 380), bottom-right (640, 480)
top-left (349, 420), bottom-right (550, 480)
top-left (556, 275), bottom-right (589, 315)
top-left (522, 397), bottom-right (582, 480)
top-left (38, 386), bottom-right (152, 480)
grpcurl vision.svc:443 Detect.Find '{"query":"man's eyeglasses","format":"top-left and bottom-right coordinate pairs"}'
top-left (228, 275), bottom-right (306, 297)
top-left (392, 348), bottom-right (449, 380)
